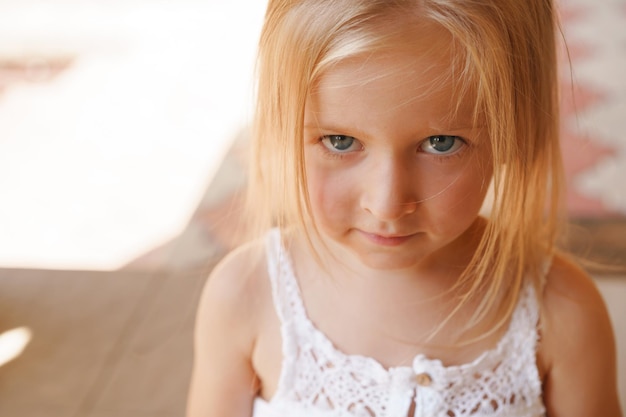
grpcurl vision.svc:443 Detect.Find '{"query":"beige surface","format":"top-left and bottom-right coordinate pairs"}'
top-left (0, 269), bottom-right (207, 417)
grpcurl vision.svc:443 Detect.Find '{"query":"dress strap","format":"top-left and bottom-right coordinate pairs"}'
top-left (513, 257), bottom-right (552, 340)
top-left (503, 279), bottom-right (544, 397)
top-left (264, 228), bottom-right (307, 324)
top-left (513, 254), bottom-right (552, 333)
top-left (512, 282), bottom-right (541, 335)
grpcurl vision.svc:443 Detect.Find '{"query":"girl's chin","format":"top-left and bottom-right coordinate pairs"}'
top-left (354, 251), bottom-right (426, 271)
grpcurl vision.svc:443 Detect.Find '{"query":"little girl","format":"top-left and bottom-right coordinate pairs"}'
top-left (187, 0), bottom-right (622, 416)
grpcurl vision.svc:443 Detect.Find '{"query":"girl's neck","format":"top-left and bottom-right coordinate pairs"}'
top-left (286, 218), bottom-right (497, 353)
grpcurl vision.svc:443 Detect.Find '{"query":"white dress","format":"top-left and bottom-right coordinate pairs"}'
top-left (253, 229), bottom-right (546, 417)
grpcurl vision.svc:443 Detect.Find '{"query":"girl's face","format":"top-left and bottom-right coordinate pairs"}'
top-left (303, 36), bottom-right (493, 273)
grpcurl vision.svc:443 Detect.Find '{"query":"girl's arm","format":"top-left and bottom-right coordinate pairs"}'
top-left (186, 249), bottom-right (262, 417)
top-left (540, 254), bottom-right (622, 417)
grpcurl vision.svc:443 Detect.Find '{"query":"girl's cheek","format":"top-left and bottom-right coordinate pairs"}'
top-left (307, 165), bottom-right (356, 214)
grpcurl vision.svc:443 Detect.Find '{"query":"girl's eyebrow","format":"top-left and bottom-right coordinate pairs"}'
top-left (303, 123), bottom-right (372, 139)
top-left (304, 123), bottom-right (484, 134)
top-left (303, 123), bottom-right (345, 130)
top-left (304, 122), bottom-right (353, 132)
top-left (441, 124), bottom-right (486, 131)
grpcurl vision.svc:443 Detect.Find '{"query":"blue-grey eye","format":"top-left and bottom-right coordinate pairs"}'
top-left (420, 135), bottom-right (464, 155)
top-left (322, 135), bottom-right (358, 152)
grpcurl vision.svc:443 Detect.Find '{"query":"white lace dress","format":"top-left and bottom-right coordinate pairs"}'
top-left (253, 229), bottom-right (546, 417)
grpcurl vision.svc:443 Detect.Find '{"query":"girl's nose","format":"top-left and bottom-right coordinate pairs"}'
top-left (360, 157), bottom-right (418, 221)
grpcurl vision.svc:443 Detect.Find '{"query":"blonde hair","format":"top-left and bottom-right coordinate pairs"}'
top-left (247, 0), bottom-right (564, 339)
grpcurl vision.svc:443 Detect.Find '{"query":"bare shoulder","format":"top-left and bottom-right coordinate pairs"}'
top-left (187, 239), bottom-right (271, 417)
top-left (196, 238), bottom-right (270, 349)
top-left (543, 253), bottom-right (603, 308)
top-left (539, 252), bottom-right (622, 416)
top-left (540, 253), bottom-right (615, 353)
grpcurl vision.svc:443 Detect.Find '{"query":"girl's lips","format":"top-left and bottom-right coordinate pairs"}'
top-left (358, 230), bottom-right (416, 246)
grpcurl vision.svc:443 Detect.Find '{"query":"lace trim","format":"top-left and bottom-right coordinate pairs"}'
top-left (264, 229), bottom-right (545, 417)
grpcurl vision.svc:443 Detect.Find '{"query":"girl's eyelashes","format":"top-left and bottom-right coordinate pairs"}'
top-left (320, 135), bottom-right (362, 153)
top-left (317, 134), bottom-right (468, 159)
top-left (419, 135), bottom-right (466, 156)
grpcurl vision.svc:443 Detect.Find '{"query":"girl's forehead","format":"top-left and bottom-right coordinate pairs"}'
top-left (313, 19), bottom-right (459, 92)
top-left (306, 48), bottom-right (481, 132)
top-left (316, 49), bottom-right (450, 90)
top-left (306, 19), bottom-right (478, 125)
top-left (311, 48), bottom-right (468, 110)
top-left (307, 57), bottom-right (476, 131)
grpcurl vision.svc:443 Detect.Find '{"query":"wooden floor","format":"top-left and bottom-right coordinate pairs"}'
top-left (0, 268), bottom-right (211, 417)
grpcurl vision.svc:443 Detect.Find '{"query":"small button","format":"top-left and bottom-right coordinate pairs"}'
top-left (415, 372), bottom-right (433, 387)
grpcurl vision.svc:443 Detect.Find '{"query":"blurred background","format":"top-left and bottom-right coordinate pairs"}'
top-left (0, 0), bottom-right (624, 416)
